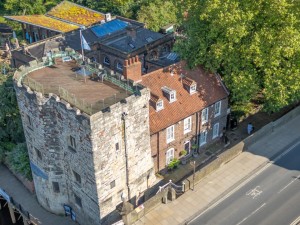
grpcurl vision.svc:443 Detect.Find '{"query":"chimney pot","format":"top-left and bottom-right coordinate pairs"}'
top-left (129, 58), bottom-right (132, 65)
top-left (124, 60), bottom-right (129, 67)
top-left (135, 55), bottom-right (139, 63)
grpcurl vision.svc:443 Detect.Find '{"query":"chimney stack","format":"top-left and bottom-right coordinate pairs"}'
top-left (126, 25), bottom-right (136, 41)
top-left (123, 56), bottom-right (142, 82)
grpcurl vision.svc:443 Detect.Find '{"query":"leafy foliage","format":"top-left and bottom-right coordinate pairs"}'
top-left (175, 0), bottom-right (300, 112)
top-left (6, 143), bottom-right (32, 180)
top-left (167, 158), bottom-right (180, 170)
top-left (137, 0), bottom-right (178, 32)
top-left (4, 0), bottom-right (47, 15)
top-left (0, 64), bottom-right (31, 180)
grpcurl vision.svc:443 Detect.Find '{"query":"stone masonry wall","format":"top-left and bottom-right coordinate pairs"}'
top-left (90, 88), bottom-right (156, 221)
top-left (15, 78), bottom-right (155, 225)
top-left (15, 84), bottom-right (101, 225)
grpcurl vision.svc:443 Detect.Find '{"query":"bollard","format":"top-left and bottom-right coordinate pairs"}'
top-left (182, 182), bottom-right (185, 192)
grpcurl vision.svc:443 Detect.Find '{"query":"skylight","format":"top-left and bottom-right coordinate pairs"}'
top-left (146, 37), bottom-right (154, 43)
top-left (128, 43), bottom-right (135, 49)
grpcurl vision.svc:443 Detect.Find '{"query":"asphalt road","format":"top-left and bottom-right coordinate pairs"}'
top-left (189, 142), bottom-right (300, 225)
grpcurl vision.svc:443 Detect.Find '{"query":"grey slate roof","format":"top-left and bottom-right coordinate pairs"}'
top-left (64, 29), bottom-right (98, 51)
top-left (104, 27), bottom-right (164, 53)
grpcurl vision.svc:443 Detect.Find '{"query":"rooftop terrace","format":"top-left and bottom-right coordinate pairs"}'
top-left (15, 51), bottom-right (142, 115)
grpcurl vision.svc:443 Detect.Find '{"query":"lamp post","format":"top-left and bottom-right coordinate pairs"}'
top-left (190, 160), bottom-right (196, 190)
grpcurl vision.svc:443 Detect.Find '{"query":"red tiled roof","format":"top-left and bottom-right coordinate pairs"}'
top-left (140, 61), bottom-right (228, 134)
top-left (182, 76), bottom-right (195, 86)
top-left (150, 93), bottom-right (160, 103)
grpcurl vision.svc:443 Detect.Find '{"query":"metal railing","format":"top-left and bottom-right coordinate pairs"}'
top-left (15, 50), bottom-right (144, 115)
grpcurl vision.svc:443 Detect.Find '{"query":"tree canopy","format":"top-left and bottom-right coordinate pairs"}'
top-left (175, 0), bottom-right (300, 112)
top-left (137, 0), bottom-right (178, 32)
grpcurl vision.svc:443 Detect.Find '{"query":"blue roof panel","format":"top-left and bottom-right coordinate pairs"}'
top-left (91, 19), bottom-right (128, 38)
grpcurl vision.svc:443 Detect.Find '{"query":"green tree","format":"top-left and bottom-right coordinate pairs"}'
top-left (137, 0), bottom-right (178, 32)
top-left (175, 0), bottom-right (300, 112)
top-left (6, 143), bottom-right (32, 180)
top-left (4, 0), bottom-right (47, 15)
top-left (0, 63), bottom-right (31, 180)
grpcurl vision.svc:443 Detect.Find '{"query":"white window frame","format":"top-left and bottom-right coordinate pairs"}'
top-left (117, 62), bottom-right (123, 71)
top-left (156, 100), bottom-right (164, 111)
top-left (170, 91), bottom-right (176, 103)
top-left (166, 125), bottom-right (175, 143)
top-left (183, 116), bottom-right (192, 134)
top-left (201, 108), bottom-right (209, 124)
top-left (104, 56), bottom-right (110, 65)
top-left (200, 130), bottom-right (207, 146)
top-left (190, 84), bottom-right (197, 94)
top-left (213, 123), bottom-right (219, 139)
top-left (214, 101), bottom-right (221, 117)
top-left (166, 148), bottom-right (175, 165)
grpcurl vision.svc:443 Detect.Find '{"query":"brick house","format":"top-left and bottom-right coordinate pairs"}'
top-left (126, 60), bottom-right (229, 172)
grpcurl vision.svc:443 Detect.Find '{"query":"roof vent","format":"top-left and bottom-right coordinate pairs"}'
top-left (162, 86), bottom-right (176, 103)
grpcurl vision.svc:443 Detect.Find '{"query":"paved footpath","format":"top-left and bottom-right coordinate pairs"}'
top-left (0, 164), bottom-right (74, 225)
top-left (134, 114), bottom-right (300, 225)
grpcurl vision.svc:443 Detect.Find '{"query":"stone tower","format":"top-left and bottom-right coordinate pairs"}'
top-left (14, 53), bottom-right (155, 225)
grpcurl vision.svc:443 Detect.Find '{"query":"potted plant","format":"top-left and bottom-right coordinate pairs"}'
top-left (191, 144), bottom-right (199, 157)
top-left (180, 150), bottom-right (187, 157)
top-left (180, 150), bottom-right (188, 165)
top-left (167, 158), bottom-right (180, 171)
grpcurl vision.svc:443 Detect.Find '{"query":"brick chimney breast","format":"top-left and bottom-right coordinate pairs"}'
top-left (123, 56), bottom-right (142, 82)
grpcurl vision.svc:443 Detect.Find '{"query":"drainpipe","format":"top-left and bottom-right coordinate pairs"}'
top-left (122, 112), bottom-right (131, 200)
top-left (196, 112), bottom-right (200, 150)
top-left (157, 132), bottom-right (160, 171)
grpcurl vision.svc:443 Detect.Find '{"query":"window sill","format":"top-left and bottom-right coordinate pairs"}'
top-left (183, 129), bottom-right (191, 135)
top-left (201, 121), bottom-right (208, 125)
top-left (166, 139), bottom-right (175, 144)
top-left (200, 142), bottom-right (206, 147)
top-left (214, 113), bottom-right (221, 118)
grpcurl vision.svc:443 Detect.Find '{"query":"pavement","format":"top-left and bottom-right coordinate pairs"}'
top-left (0, 104), bottom-right (298, 225)
top-left (134, 112), bottom-right (300, 225)
top-left (190, 141), bottom-right (300, 225)
top-left (0, 164), bottom-right (75, 225)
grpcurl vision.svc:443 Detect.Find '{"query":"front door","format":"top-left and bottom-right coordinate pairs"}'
top-left (184, 141), bottom-right (190, 155)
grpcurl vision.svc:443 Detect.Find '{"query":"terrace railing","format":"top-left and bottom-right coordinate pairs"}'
top-left (15, 50), bottom-right (144, 115)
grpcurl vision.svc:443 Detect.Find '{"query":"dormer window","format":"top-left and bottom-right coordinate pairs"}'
top-left (162, 86), bottom-right (176, 103)
top-left (156, 100), bottom-right (164, 111)
top-left (190, 84), bottom-right (197, 94)
top-left (183, 77), bottom-right (197, 94)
